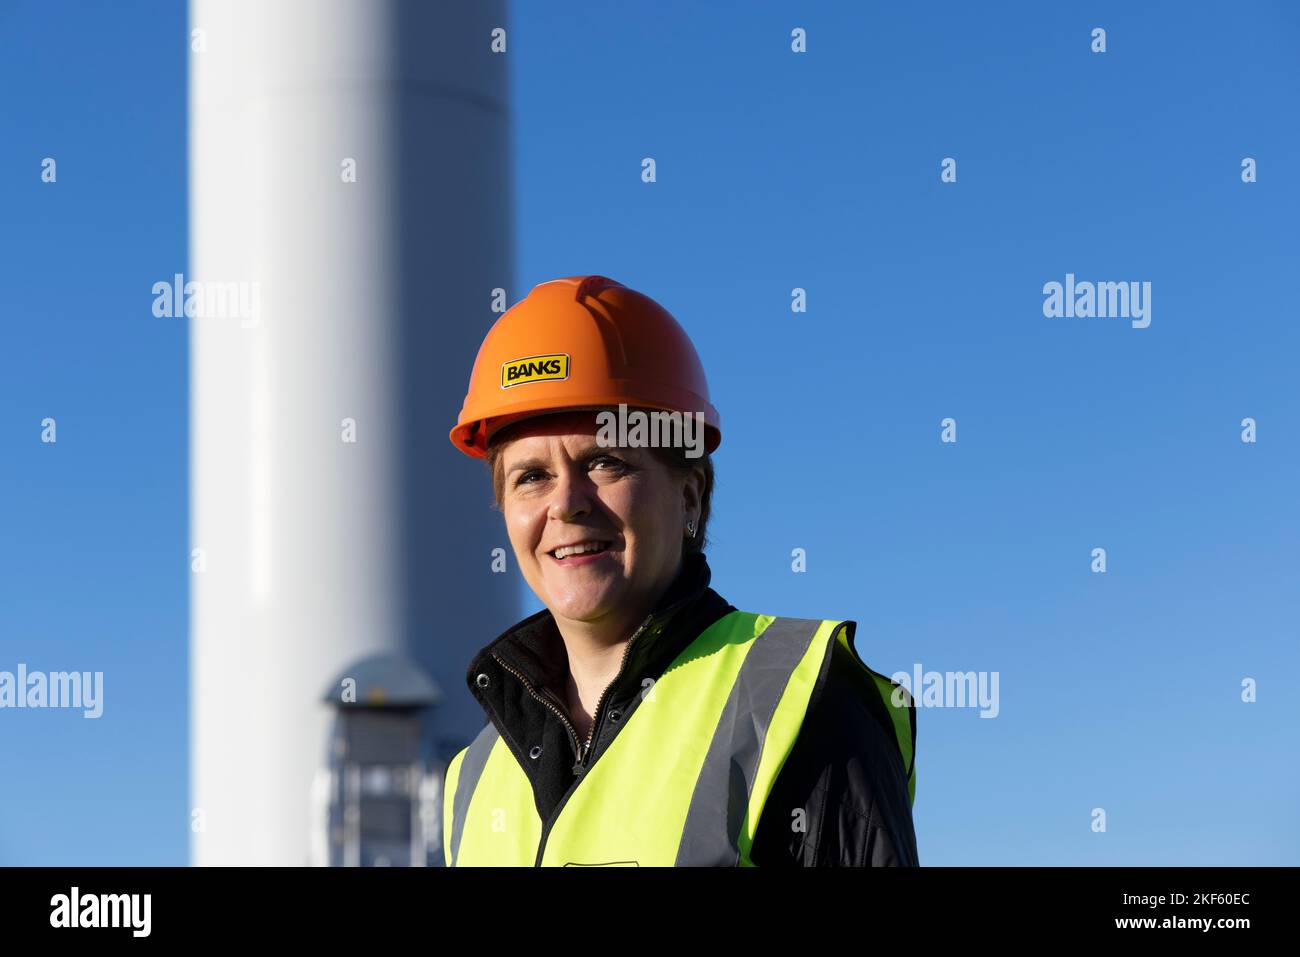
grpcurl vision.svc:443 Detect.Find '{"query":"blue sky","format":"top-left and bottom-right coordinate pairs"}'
top-left (2, 0), bottom-right (1297, 865)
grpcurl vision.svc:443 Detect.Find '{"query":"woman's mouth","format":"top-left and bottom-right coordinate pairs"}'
top-left (548, 540), bottom-right (613, 565)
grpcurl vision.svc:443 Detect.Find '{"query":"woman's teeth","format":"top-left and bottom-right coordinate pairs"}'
top-left (553, 541), bottom-right (609, 559)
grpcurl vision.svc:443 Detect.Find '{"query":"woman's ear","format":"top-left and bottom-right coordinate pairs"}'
top-left (682, 463), bottom-right (705, 521)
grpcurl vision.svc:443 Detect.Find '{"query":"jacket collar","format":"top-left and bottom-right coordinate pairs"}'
top-left (465, 551), bottom-right (726, 706)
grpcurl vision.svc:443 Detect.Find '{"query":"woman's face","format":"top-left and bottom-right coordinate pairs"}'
top-left (496, 411), bottom-right (703, 634)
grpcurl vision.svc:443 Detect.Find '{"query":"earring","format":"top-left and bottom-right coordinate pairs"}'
top-left (686, 520), bottom-right (696, 539)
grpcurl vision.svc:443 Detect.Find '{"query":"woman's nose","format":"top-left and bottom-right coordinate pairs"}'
top-left (546, 463), bottom-right (595, 521)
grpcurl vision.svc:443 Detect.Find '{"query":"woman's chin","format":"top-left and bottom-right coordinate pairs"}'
top-left (546, 584), bottom-right (624, 625)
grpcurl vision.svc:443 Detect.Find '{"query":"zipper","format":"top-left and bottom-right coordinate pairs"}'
top-left (572, 613), bottom-right (655, 773)
top-left (527, 611), bottom-right (660, 867)
top-left (493, 613), bottom-right (660, 775)
top-left (490, 653), bottom-right (585, 764)
top-left (488, 593), bottom-right (696, 867)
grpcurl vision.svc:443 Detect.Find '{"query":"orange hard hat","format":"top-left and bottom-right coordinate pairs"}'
top-left (449, 275), bottom-right (722, 459)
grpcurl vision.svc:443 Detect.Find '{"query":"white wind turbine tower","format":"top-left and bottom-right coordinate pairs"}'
top-left (189, 0), bottom-right (514, 865)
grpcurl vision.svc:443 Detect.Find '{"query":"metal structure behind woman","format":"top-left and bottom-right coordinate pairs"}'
top-left (442, 275), bottom-right (919, 867)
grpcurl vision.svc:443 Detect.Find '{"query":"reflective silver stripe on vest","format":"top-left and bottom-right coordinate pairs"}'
top-left (675, 616), bottom-right (824, 866)
top-left (449, 721), bottom-right (500, 866)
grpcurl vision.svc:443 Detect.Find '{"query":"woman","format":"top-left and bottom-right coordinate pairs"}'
top-left (443, 275), bottom-right (917, 867)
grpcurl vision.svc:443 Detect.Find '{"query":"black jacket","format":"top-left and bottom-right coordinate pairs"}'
top-left (461, 551), bottom-right (919, 866)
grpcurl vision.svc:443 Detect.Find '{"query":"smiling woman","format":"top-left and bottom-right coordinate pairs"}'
top-left (443, 275), bottom-right (918, 867)
top-left (484, 413), bottom-right (711, 742)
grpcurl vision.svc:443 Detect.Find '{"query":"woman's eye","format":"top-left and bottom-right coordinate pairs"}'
top-left (515, 457), bottom-right (625, 487)
top-left (591, 455), bottom-right (629, 474)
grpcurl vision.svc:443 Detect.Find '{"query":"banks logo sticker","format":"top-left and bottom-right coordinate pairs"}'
top-left (501, 353), bottom-right (570, 389)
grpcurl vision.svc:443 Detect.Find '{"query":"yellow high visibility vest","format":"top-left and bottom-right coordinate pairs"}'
top-left (442, 610), bottom-right (915, 867)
